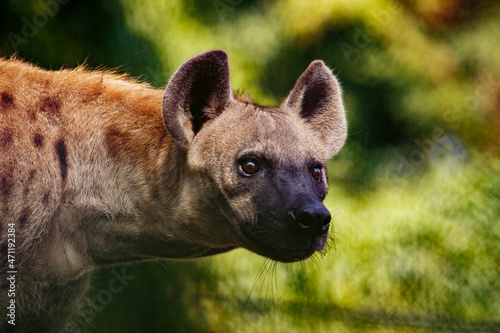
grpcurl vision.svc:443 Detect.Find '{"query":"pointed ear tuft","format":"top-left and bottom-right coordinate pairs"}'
top-left (284, 60), bottom-right (347, 159)
top-left (163, 50), bottom-right (232, 149)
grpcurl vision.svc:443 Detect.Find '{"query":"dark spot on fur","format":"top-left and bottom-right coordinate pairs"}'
top-left (42, 190), bottom-right (50, 205)
top-left (28, 169), bottom-right (36, 182)
top-left (105, 125), bottom-right (122, 158)
top-left (28, 108), bottom-right (37, 121)
top-left (18, 208), bottom-right (31, 228)
top-left (0, 92), bottom-right (14, 110)
top-left (0, 127), bottom-right (13, 151)
top-left (0, 167), bottom-right (14, 216)
top-left (1, 170), bottom-right (14, 200)
top-left (40, 96), bottom-right (61, 115)
top-left (33, 133), bottom-right (44, 149)
top-left (105, 124), bottom-right (133, 159)
top-left (39, 96), bottom-right (61, 124)
top-left (55, 139), bottom-right (68, 182)
top-left (24, 169), bottom-right (36, 196)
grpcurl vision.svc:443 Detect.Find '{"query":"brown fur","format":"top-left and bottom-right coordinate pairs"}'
top-left (0, 50), bottom-right (347, 331)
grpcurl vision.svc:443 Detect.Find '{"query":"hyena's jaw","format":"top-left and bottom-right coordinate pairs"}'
top-left (240, 229), bottom-right (329, 263)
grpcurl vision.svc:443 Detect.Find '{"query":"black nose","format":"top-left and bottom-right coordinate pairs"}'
top-left (291, 201), bottom-right (331, 235)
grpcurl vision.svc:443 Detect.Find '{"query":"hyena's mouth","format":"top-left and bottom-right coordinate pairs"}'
top-left (241, 228), bottom-right (329, 263)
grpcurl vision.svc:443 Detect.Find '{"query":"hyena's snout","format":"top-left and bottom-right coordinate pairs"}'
top-left (289, 198), bottom-right (331, 239)
top-left (243, 192), bottom-right (333, 263)
top-left (287, 196), bottom-right (331, 253)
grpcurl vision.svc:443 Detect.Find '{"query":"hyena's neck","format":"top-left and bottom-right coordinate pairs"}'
top-left (75, 121), bottom-right (224, 267)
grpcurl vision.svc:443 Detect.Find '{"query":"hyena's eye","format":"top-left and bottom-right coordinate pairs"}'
top-left (311, 165), bottom-right (322, 181)
top-left (238, 157), bottom-right (260, 177)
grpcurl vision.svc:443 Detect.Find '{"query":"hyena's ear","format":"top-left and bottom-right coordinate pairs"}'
top-left (283, 61), bottom-right (347, 159)
top-left (163, 50), bottom-right (232, 149)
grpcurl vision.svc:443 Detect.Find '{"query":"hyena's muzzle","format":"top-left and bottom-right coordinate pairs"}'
top-left (240, 167), bottom-right (332, 263)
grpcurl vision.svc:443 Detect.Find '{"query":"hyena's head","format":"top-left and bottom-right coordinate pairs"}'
top-left (163, 50), bottom-right (346, 262)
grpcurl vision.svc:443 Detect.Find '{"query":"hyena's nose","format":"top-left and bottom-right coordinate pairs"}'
top-left (292, 200), bottom-right (331, 236)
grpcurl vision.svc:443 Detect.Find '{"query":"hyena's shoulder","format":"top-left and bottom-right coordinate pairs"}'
top-left (0, 58), bottom-right (167, 259)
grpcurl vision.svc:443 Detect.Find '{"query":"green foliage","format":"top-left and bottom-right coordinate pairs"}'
top-left (1, 0), bottom-right (498, 331)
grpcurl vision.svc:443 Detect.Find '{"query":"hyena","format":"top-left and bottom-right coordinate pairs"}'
top-left (0, 50), bottom-right (347, 331)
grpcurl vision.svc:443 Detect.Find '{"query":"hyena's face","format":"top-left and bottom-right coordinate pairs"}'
top-left (189, 107), bottom-right (332, 262)
top-left (163, 50), bottom-right (347, 262)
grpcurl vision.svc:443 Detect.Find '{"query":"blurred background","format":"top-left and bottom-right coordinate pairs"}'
top-left (1, 0), bottom-right (499, 332)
